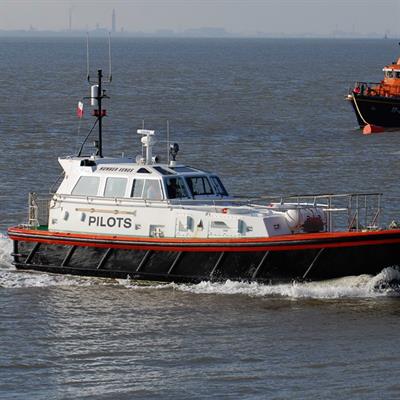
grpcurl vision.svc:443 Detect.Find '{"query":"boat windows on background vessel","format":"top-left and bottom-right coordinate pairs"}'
top-left (71, 176), bottom-right (100, 196)
top-left (104, 177), bottom-right (127, 198)
top-left (185, 176), bottom-right (214, 196)
top-left (165, 177), bottom-right (189, 199)
top-left (131, 179), bottom-right (145, 198)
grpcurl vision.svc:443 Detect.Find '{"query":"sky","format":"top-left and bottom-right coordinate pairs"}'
top-left (0, 0), bottom-right (399, 36)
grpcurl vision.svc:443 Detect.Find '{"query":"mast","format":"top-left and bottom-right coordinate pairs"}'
top-left (89, 69), bottom-right (108, 158)
top-left (96, 69), bottom-right (104, 158)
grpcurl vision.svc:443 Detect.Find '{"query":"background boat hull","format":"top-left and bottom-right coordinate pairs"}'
top-left (349, 94), bottom-right (400, 128)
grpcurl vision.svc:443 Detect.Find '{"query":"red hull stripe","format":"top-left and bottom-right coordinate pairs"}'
top-left (8, 226), bottom-right (400, 252)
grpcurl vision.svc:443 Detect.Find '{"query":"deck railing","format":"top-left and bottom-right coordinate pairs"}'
top-left (27, 191), bottom-right (384, 233)
top-left (28, 192), bottom-right (52, 228)
top-left (252, 192), bottom-right (382, 232)
top-left (349, 81), bottom-right (382, 96)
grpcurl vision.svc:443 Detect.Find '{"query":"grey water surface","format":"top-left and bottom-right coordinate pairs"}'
top-left (1, 38), bottom-right (400, 399)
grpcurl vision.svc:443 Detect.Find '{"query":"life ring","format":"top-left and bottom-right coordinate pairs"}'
top-left (222, 208), bottom-right (228, 214)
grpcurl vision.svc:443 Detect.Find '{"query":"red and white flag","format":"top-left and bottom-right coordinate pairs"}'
top-left (76, 101), bottom-right (84, 118)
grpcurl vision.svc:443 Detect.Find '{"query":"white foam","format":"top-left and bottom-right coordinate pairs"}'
top-left (119, 267), bottom-right (400, 299)
top-left (3, 267), bottom-right (399, 296)
top-left (0, 270), bottom-right (100, 288)
top-left (0, 233), bottom-right (13, 269)
top-left (169, 278), bottom-right (377, 299)
top-left (0, 232), bottom-right (119, 289)
top-left (1, 270), bottom-right (397, 296)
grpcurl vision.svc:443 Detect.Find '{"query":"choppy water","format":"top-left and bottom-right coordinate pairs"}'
top-left (2, 38), bottom-right (400, 399)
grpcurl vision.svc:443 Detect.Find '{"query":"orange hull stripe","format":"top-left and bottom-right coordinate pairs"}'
top-left (8, 227), bottom-right (400, 252)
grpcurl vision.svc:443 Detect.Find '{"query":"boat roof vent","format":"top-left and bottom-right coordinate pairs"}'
top-left (80, 159), bottom-right (97, 167)
top-left (137, 167), bottom-right (150, 174)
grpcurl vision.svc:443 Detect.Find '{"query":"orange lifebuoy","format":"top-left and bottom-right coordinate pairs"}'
top-left (222, 208), bottom-right (228, 214)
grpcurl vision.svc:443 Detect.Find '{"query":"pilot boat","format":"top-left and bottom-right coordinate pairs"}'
top-left (8, 70), bottom-right (400, 285)
top-left (346, 51), bottom-right (400, 128)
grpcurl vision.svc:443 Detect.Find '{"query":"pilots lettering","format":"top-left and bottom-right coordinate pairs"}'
top-left (88, 216), bottom-right (132, 228)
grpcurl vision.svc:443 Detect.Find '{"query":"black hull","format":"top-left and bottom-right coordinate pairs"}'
top-left (11, 235), bottom-right (400, 285)
top-left (348, 94), bottom-right (400, 128)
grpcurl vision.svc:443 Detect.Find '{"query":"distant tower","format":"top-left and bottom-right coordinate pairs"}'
top-left (112, 9), bottom-right (116, 33)
top-left (69, 7), bottom-right (72, 31)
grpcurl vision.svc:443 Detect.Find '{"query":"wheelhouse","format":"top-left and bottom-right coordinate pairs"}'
top-left (58, 157), bottom-right (230, 202)
top-left (383, 67), bottom-right (400, 79)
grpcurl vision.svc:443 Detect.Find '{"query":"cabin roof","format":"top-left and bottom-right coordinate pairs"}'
top-left (58, 156), bottom-right (210, 178)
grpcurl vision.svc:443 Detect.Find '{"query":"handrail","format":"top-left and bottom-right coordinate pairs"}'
top-left (49, 171), bottom-right (65, 194)
top-left (34, 191), bottom-right (381, 207)
top-left (28, 192), bottom-right (52, 228)
top-left (350, 81), bottom-right (400, 98)
top-left (28, 191), bottom-right (384, 233)
top-left (352, 81), bottom-right (381, 88)
top-left (349, 81), bottom-right (382, 97)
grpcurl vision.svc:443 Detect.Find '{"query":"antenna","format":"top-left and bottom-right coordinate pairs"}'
top-left (86, 33), bottom-right (112, 85)
top-left (86, 32), bottom-right (90, 81)
top-left (82, 34), bottom-right (113, 158)
top-left (142, 120), bottom-right (145, 158)
top-left (108, 32), bottom-right (112, 82)
top-left (167, 120), bottom-right (170, 163)
top-left (68, 6), bottom-right (73, 31)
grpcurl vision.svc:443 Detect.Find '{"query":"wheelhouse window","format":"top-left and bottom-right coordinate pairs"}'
top-left (131, 179), bottom-right (145, 198)
top-left (185, 176), bottom-right (214, 196)
top-left (72, 176), bottom-right (100, 196)
top-left (210, 176), bottom-right (229, 196)
top-left (131, 179), bottom-right (162, 200)
top-left (104, 177), bottom-right (127, 198)
top-left (143, 180), bottom-right (162, 200)
top-left (164, 177), bottom-right (189, 199)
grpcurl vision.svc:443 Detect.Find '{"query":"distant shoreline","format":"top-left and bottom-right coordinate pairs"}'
top-left (0, 28), bottom-right (394, 40)
top-left (0, 32), bottom-right (395, 40)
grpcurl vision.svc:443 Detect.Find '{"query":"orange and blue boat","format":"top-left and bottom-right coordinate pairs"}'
top-left (347, 52), bottom-right (400, 129)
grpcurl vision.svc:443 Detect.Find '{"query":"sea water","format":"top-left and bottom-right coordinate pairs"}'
top-left (2, 38), bottom-right (400, 399)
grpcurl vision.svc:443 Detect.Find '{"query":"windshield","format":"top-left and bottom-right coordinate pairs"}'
top-left (185, 176), bottom-right (214, 196)
top-left (164, 177), bottom-right (189, 199)
top-left (210, 176), bottom-right (229, 196)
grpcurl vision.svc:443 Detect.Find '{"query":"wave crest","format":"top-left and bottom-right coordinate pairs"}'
top-left (120, 267), bottom-right (400, 299)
